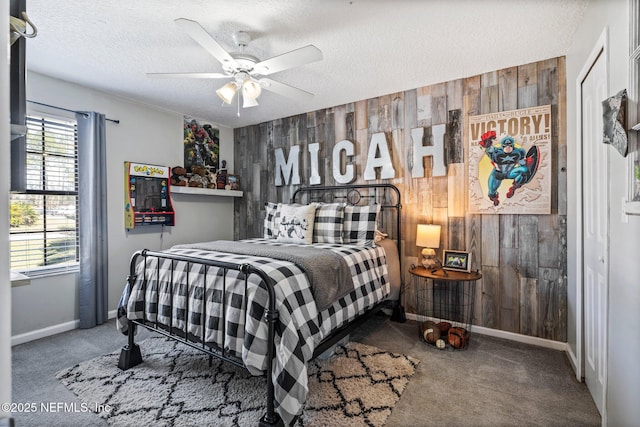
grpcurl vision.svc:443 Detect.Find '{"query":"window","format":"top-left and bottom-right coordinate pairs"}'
top-left (9, 114), bottom-right (79, 275)
top-left (626, 0), bottom-right (640, 212)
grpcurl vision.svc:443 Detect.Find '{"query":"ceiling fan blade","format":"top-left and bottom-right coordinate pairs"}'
top-left (259, 78), bottom-right (314, 101)
top-left (147, 72), bottom-right (230, 79)
top-left (253, 45), bottom-right (322, 75)
top-left (174, 18), bottom-right (237, 67)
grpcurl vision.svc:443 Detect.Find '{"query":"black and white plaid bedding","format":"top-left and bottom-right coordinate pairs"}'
top-left (116, 238), bottom-right (389, 425)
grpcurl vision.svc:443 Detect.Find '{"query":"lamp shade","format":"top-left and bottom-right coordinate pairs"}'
top-left (216, 81), bottom-right (237, 104)
top-left (242, 79), bottom-right (262, 100)
top-left (242, 95), bottom-right (259, 108)
top-left (416, 224), bottom-right (441, 248)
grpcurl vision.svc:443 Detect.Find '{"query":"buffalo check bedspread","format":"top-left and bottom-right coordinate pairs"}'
top-left (117, 238), bottom-right (390, 425)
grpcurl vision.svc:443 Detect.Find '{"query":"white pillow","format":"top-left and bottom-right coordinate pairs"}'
top-left (276, 204), bottom-right (317, 244)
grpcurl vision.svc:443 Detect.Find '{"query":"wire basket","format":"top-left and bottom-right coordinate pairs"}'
top-left (414, 276), bottom-right (476, 350)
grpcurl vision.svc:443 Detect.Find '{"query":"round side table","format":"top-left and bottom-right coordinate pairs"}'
top-left (409, 265), bottom-right (482, 350)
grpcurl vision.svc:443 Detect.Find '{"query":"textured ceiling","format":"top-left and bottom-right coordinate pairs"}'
top-left (25, 0), bottom-right (587, 128)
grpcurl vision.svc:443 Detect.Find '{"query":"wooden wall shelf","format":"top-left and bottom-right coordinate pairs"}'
top-left (171, 186), bottom-right (243, 198)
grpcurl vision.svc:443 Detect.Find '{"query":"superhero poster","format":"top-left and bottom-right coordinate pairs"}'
top-left (183, 116), bottom-right (220, 173)
top-left (468, 105), bottom-right (551, 214)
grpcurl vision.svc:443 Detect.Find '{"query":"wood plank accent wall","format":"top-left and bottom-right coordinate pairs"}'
top-left (233, 56), bottom-right (567, 342)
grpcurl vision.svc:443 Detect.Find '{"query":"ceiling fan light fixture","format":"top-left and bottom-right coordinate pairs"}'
top-left (242, 95), bottom-right (259, 108)
top-left (154, 19), bottom-right (323, 114)
top-left (216, 81), bottom-right (237, 104)
top-left (242, 79), bottom-right (262, 100)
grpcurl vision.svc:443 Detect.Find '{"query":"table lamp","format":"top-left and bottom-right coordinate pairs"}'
top-left (416, 224), bottom-right (441, 268)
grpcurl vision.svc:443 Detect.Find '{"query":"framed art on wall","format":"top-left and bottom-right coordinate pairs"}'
top-left (443, 250), bottom-right (471, 272)
top-left (183, 116), bottom-right (220, 173)
top-left (468, 105), bottom-right (552, 214)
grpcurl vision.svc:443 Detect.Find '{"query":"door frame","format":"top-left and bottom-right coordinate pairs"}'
top-left (574, 26), bottom-right (609, 418)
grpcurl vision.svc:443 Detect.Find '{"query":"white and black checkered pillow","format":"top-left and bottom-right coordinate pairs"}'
top-left (263, 202), bottom-right (280, 239)
top-left (343, 204), bottom-right (380, 247)
top-left (313, 203), bottom-right (344, 244)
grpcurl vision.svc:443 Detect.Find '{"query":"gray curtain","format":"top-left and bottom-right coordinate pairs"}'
top-left (76, 112), bottom-right (108, 328)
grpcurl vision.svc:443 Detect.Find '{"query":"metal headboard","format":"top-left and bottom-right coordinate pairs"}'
top-left (291, 183), bottom-right (402, 262)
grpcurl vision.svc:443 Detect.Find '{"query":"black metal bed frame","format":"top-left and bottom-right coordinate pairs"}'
top-left (118, 183), bottom-right (402, 426)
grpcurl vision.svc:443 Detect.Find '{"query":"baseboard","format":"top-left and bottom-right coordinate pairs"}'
top-left (11, 320), bottom-right (79, 346)
top-left (566, 343), bottom-right (581, 380)
top-left (470, 324), bottom-right (569, 352)
top-left (405, 313), bottom-right (569, 352)
top-left (11, 309), bottom-right (119, 346)
top-left (12, 309), bottom-right (569, 352)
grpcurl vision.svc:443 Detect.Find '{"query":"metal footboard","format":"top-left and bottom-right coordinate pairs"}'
top-left (118, 249), bottom-right (282, 426)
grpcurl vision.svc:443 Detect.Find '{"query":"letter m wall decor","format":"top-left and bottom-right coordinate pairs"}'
top-left (468, 105), bottom-right (552, 214)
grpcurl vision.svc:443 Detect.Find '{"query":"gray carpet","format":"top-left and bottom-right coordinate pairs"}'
top-left (11, 316), bottom-right (601, 426)
top-left (351, 316), bottom-right (601, 427)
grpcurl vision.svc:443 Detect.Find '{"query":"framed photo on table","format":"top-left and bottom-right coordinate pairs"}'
top-left (443, 250), bottom-right (471, 272)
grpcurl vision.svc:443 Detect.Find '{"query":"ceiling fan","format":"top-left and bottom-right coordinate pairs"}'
top-left (148, 18), bottom-right (323, 110)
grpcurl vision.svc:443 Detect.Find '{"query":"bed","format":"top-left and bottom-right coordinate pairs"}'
top-left (116, 183), bottom-right (403, 426)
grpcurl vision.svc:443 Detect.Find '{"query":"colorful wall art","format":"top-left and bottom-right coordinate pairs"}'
top-left (183, 116), bottom-right (220, 173)
top-left (468, 105), bottom-right (552, 214)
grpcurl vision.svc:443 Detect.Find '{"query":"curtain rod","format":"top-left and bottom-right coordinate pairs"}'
top-left (27, 100), bottom-right (120, 124)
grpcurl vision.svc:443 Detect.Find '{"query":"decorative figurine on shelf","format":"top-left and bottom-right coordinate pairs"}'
top-left (228, 174), bottom-right (240, 191)
top-left (217, 159), bottom-right (227, 190)
top-left (170, 166), bottom-right (188, 187)
top-left (206, 169), bottom-right (217, 189)
top-left (189, 165), bottom-right (209, 188)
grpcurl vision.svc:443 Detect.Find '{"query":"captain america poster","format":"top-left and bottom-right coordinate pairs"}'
top-left (468, 105), bottom-right (552, 214)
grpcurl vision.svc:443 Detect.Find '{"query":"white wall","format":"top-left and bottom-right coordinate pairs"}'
top-left (11, 72), bottom-right (237, 338)
top-left (565, 0), bottom-right (640, 424)
top-left (1, 1), bottom-right (13, 420)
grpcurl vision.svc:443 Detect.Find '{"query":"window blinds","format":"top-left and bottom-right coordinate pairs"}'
top-left (9, 115), bottom-right (79, 274)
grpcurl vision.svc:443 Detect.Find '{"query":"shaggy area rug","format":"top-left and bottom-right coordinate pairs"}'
top-left (57, 336), bottom-right (419, 426)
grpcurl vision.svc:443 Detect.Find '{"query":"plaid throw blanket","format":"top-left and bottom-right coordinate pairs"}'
top-left (173, 240), bottom-right (354, 311)
top-left (116, 238), bottom-right (389, 425)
